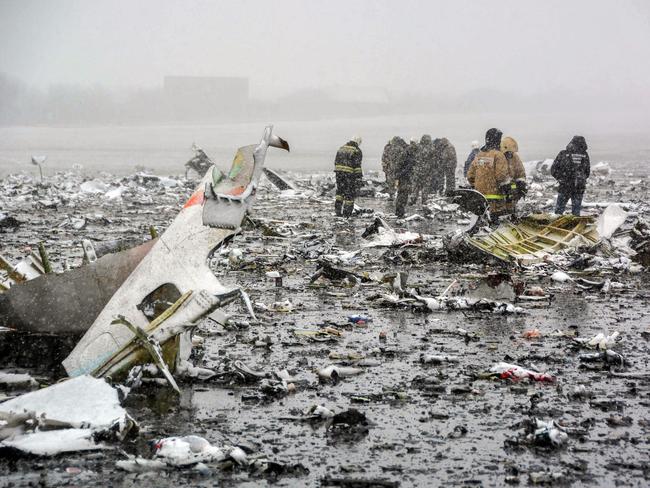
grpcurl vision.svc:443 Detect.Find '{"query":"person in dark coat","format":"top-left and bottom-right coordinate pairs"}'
top-left (410, 134), bottom-right (436, 205)
top-left (463, 140), bottom-right (480, 179)
top-left (395, 137), bottom-right (419, 218)
top-left (438, 137), bottom-right (457, 196)
top-left (381, 136), bottom-right (407, 200)
top-left (550, 136), bottom-right (590, 216)
top-left (334, 136), bottom-right (363, 217)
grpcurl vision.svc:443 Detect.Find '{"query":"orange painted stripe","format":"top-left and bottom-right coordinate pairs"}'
top-left (226, 185), bottom-right (246, 196)
top-left (183, 190), bottom-right (205, 209)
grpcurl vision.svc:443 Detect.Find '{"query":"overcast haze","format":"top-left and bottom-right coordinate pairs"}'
top-left (1, 0), bottom-right (650, 175)
top-left (2, 0), bottom-right (649, 100)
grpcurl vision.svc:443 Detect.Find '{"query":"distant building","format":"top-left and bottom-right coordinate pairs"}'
top-left (163, 76), bottom-right (249, 121)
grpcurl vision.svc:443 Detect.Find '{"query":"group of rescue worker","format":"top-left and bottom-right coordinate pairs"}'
top-left (333, 129), bottom-right (591, 220)
top-left (381, 135), bottom-right (458, 217)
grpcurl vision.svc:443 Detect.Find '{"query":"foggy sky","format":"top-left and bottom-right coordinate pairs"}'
top-left (1, 0), bottom-right (649, 101)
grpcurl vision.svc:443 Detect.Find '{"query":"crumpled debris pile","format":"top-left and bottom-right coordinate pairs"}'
top-left (0, 375), bottom-right (135, 456)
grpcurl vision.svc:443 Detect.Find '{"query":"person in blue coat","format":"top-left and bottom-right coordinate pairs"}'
top-left (463, 140), bottom-right (480, 179)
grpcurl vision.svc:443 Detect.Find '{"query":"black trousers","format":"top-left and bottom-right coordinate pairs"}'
top-left (335, 172), bottom-right (356, 217)
top-left (395, 178), bottom-right (411, 218)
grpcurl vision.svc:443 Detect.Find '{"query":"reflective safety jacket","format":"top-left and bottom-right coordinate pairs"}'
top-left (467, 149), bottom-right (511, 202)
top-left (505, 152), bottom-right (526, 194)
top-left (334, 141), bottom-right (363, 179)
top-left (506, 152), bottom-right (526, 182)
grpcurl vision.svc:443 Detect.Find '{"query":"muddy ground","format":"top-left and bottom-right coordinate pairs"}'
top-left (1, 167), bottom-right (649, 487)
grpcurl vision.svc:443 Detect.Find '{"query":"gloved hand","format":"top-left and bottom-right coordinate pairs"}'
top-left (499, 183), bottom-right (512, 196)
top-left (515, 179), bottom-right (528, 197)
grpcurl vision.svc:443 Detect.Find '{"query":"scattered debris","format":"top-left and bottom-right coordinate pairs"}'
top-left (574, 331), bottom-right (621, 350)
top-left (0, 372), bottom-right (38, 391)
top-left (317, 365), bottom-right (364, 381)
top-left (0, 375), bottom-right (135, 455)
top-left (184, 144), bottom-right (213, 178)
top-left (486, 362), bottom-right (555, 383)
top-left (527, 419), bottom-right (568, 448)
top-left (457, 214), bottom-right (600, 264)
top-left (0, 130), bottom-right (648, 486)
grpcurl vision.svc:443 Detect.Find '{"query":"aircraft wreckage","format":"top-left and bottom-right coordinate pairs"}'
top-left (0, 126), bottom-right (289, 387)
top-left (447, 191), bottom-right (629, 265)
top-left (1, 140), bottom-right (634, 388)
top-left (463, 214), bottom-right (600, 265)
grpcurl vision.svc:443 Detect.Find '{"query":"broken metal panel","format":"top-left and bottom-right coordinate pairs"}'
top-left (1, 428), bottom-right (110, 455)
top-left (202, 145), bottom-right (258, 229)
top-left (62, 126), bottom-right (287, 378)
top-left (0, 239), bottom-right (156, 335)
top-left (82, 239), bottom-right (98, 263)
top-left (0, 375), bottom-right (129, 429)
top-left (0, 375), bottom-right (134, 455)
top-left (449, 188), bottom-right (488, 216)
top-left (0, 252), bottom-right (45, 288)
top-left (184, 145), bottom-right (213, 178)
top-left (0, 256), bottom-right (29, 284)
top-left (468, 215), bottom-right (600, 264)
top-left (263, 167), bottom-right (296, 191)
top-left (596, 203), bottom-right (628, 239)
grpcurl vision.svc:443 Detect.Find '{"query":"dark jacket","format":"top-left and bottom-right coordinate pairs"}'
top-left (463, 148), bottom-right (480, 177)
top-left (334, 141), bottom-right (363, 179)
top-left (550, 136), bottom-right (590, 192)
top-left (396, 141), bottom-right (418, 181)
top-left (414, 135), bottom-right (436, 180)
top-left (382, 137), bottom-right (407, 175)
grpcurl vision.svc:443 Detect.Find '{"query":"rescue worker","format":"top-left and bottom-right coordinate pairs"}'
top-left (334, 136), bottom-right (363, 217)
top-left (550, 135), bottom-right (590, 216)
top-left (381, 136), bottom-right (406, 200)
top-left (500, 136), bottom-right (527, 215)
top-left (410, 134), bottom-right (436, 205)
top-left (463, 140), bottom-right (480, 178)
top-left (439, 137), bottom-right (457, 196)
top-left (467, 128), bottom-right (511, 219)
top-left (395, 137), bottom-right (418, 218)
top-left (431, 138), bottom-right (445, 195)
